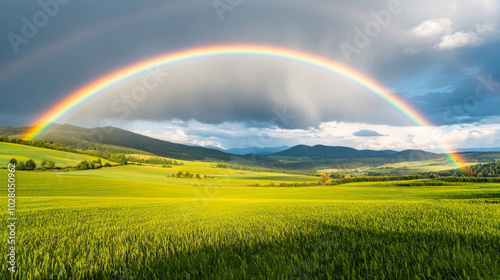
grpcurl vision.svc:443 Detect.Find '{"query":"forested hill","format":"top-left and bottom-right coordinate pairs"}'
top-left (0, 123), bottom-right (231, 161)
top-left (272, 145), bottom-right (443, 161)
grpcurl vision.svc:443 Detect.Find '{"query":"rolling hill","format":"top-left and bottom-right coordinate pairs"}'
top-left (199, 145), bottom-right (291, 155)
top-left (272, 145), bottom-right (443, 161)
top-left (225, 145), bottom-right (291, 155)
top-left (0, 123), bottom-right (463, 169)
top-left (0, 142), bottom-right (115, 167)
top-left (1, 123), bottom-right (232, 161)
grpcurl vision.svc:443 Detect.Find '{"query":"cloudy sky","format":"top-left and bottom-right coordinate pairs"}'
top-left (1, 0), bottom-right (500, 151)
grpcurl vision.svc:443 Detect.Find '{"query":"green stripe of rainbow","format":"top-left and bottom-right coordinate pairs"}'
top-left (22, 44), bottom-right (464, 167)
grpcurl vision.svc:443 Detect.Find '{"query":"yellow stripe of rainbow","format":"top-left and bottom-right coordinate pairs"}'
top-left (22, 44), bottom-right (464, 167)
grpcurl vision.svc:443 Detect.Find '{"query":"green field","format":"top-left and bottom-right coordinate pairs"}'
top-left (366, 159), bottom-right (457, 173)
top-left (0, 142), bottom-right (115, 168)
top-left (1, 145), bottom-right (500, 279)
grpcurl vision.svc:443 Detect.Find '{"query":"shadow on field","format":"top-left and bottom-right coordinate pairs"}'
top-left (440, 192), bottom-right (500, 200)
top-left (86, 223), bottom-right (500, 280)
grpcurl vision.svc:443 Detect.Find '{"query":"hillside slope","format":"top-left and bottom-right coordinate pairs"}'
top-left (15, 123), bottom-right (232, 161)
top-left (273, 145), bottom-right (443, 161)
top-left (0, 142), bottom-right (114, 167)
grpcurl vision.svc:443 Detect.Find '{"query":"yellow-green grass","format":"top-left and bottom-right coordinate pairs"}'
top-left (0, 143), bottom-right (114, 168)
top-left (1, 163), bottom-right (500, 279)
top-left (56, 164), bottom-right (319, 188)
top-left (366, 159), bottom-right (477, 174)
top-left (319, 159), bottom-right (479, 175)
top-left (126, 153), bottom-right (193, 165)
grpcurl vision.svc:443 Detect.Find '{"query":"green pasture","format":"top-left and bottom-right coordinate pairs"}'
top-left (0, 142), bottom-right (114, 168)
top-left (365, 159), bottom-right (475, 174)
top-left (1, 145), bottom-right (499, 279)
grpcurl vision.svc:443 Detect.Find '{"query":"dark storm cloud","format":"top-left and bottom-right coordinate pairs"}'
top-left (403, 40), bottom-right (500, 125)
top-left (353, 129), bottom-right (385, 137)
top-left (0, 0), bottom-right (499, 129)
top-left (64, 56), bottom-right (409, 129)
top-left (0, 0), bottom-right (354, 126)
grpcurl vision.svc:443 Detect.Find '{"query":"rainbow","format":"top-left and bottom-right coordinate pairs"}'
top-left (22, 44), bottom-right (465, 167)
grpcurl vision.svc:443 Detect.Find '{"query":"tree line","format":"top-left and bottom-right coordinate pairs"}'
top-left (1, 135), bottom-right (185, 168)
top-left (325, 174), bottom-right (424, 186)
top-left (126, 155), bottom-right (183, 166)
top-left (215, 162), bottom-right (315, 176)
top-left (7, 157), bottom-right (116, 171)
top-left (421, 162), bottom-right (500, 178)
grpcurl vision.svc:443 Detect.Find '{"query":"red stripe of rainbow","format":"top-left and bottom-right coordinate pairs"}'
top-left (22, 44), bottom-right (465, 167)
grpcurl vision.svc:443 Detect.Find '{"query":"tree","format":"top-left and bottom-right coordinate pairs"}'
top-left (25, 159), bottom-right (37, 170)
top-left (47, 161), bottom-right (56, 169)
top-left (185, 171), bottom-right (191, 178)
top-left (196, 173), bottom-right (201, 179)
top-left (216, 162), bottom-right (229, 168)
top-left (176, 171), bottom-right (184, 178)
top-left (17, 161), bottom-right (26, 170)
top-left (40, 159), bottom-right (56, 170)
top-left (320, 174), bottom-right (330, 185)
top-left (9, 158), bottom-right (17, 165)
top-left (41, 159), bottom-right (48, 169)
top-left (92, 159), bottom-right (102, 167)
top-left (76, 160), bottom-right (90, 170)
top-left (118, 157), bottom-right (127, 166)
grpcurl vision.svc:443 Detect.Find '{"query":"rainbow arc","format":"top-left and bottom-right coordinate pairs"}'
top-left (22, 44), bottom-right (465, 167)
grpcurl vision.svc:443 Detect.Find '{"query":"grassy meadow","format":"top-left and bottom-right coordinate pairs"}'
top-left (366, 159), bottom-right (470, 174)
top-left (0, 143), bottom-right (115, 168)
top-left (1, 145), bottom-right (500, 279)
top-left (320, 159), bottom-right (479, 176)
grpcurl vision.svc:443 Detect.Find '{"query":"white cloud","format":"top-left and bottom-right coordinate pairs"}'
top-left (126, 119), bottom-right (500, 153)
top-left (131, 129), bottom-right (189, 143)
top-left (436, 30), bottom-right (483, 50)
top-left (475, 22), bottom-right (497, 34)
top-left (434, 22), bottom-right (497, 50)
top-left (409, 18), bottom-right (454, 39)
top-left (406, 16), bottom-right (498, 52)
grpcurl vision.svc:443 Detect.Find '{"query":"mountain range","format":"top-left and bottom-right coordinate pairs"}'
top-left (196, 145), bottom-right (291, 155)
top-left (0, 123), bottom-right (231, 161)
top-left (272, 144), bottom-right (440, 161)
top-left (0, 123), bottom-right (454, 164)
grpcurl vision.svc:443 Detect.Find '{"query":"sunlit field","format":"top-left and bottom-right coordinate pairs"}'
top-left (2, 160), bottom-right (499, 279)
top-left (0, 143), bottom-right (114, 168)
top-left (3, 0), bottom-right (500, 279)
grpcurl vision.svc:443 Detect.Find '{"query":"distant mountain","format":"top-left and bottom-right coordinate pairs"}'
top-left (457, 147), bottom-right (500, 152)
top-left (0, 126), bottom-right (28, 136)
top-left (190, 145), bottom-right (291, 155)
top-left (272, 145), bottom-right (442, 160)
top-left (380, 150), bottom-right (399, 154)
top-left (0, 123), bottom-right (446, 163)
top-left (7, 123), bottom-right (232, 161)
top-left (225, 146), bottom-right (291, 155)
